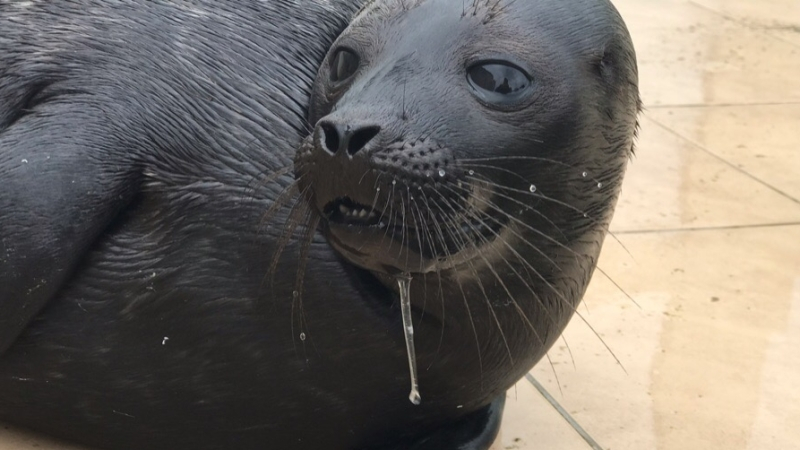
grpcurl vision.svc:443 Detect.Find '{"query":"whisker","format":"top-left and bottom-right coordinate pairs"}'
top-left (466, 171), bottom-right (632, 255)
top-left (420, 195), bottom-right (484, 382)
top-left (440, 183), bottom-right (563, 266)
top-left (257, 171), bottom-right (302, 234)
top-left (435, 194), bottom-right (516, 365)
top-left (417, 193), bottom-right (450, 369)
top-left (454, 178), bottom-right (638, 309)
top-left (292, 209), bottom-right (320, 355)
top-left (596, 267), bottom-right (641, 309)
top-left (459, 155), bottom-right (600, 184)
top-left (435, 183), bottom-right (626, 373)
top-left (544, 353), bottom-right (564, 396)
top-left (466, 174), bottom-right (594, 220)
top-left (443, 186), bottom-right (578, 373)
top-left (265, 185), bottom-right (311, 296)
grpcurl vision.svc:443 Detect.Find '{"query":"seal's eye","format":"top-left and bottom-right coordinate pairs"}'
top-left (467, 62), bottom-right (532, 105)
top-left (330, 49), bottom-right (359, 83)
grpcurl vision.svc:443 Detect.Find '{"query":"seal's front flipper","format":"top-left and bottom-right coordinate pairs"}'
top-left (380, 395), bottom-right (506, 450)
top-left (0, 106), bottom-right (138, 355)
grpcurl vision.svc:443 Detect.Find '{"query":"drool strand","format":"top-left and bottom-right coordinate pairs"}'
top-left (396, 273), bottom-right (421, 405)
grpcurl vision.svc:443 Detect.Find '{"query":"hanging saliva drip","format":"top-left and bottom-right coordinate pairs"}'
top-left (396, 273), bottom-right (421, 405)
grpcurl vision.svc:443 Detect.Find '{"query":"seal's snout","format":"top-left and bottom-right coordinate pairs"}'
top-left (317, 120), bottom-right (381, 157)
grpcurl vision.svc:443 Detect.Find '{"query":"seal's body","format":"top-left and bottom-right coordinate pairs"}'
top-left (0, 1), bottom-right (639, 449)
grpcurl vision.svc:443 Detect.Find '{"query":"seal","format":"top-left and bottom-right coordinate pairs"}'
top-left (0, 0), bottom-right (639, 449)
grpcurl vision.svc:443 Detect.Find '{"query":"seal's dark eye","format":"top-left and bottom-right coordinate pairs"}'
top-left (330, 49), bottom-right (359, 83)
top-left (467, 62), bottom-right (532, 105)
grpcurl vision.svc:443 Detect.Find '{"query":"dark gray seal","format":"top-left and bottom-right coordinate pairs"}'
top-left (0, 0), bottom-right (639, 449)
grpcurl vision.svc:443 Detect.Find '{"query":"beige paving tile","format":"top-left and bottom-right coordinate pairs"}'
top-left (689, 0), bottom-right (800, 47)
top-left (612, 0), bottom-right (800, 107)
top-left (499, 225), bottom-right (800, 450)
top-left (609, 115), bottom-right (800, 233)
top-left (0, 423), bottom-right (86, 450)
top-left (527, 287), bottom-right (667, 450)
top-left (496, 382), bottom-right (591, 450)
top-left (648, 104), bottom-right (800, 202)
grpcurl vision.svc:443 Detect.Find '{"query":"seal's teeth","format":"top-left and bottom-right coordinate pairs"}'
top-left (368, 211), bottom-right (377, 219)
top-left (339, 205), bottom-right (348, 215)
top-left (358, 209), bottom-right (368, 218)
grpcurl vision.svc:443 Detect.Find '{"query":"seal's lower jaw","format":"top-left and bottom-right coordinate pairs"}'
top-left (318, 197), bottom-right (508, 276)
top-left (320, 197), bottom-right (434, 275)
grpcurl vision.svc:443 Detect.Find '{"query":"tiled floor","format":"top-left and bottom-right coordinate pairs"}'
top-left (2, 0), bottom-right (799, 449)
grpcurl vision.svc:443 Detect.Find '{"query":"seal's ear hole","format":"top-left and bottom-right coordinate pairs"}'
top-left (330, 49), bottom-right (360, 83)
top-left (592, 46), bottom-right (616, 83)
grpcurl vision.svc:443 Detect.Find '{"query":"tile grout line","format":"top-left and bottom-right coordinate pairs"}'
top-left (612, 221), bottom-right (800, 235)
top-left (646, 102), bottom-right (800, 109)
top-left (645, 116), bottom-right (800, 206)
top-left (524, 374), bottom-right (604, 450)
top-left (687, 0), bottom-right (800, 49)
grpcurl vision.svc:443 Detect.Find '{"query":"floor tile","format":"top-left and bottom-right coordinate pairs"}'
top-left (496, 382), bottom-right (592, 450)
top-left (689, 0), bottom-right (800, 47)
top-left (609, 115), bottom-right (800, 233)
top-left (0, 424), bottom-right (86, 450)
top-left (613, 0), bottom-right (800, 107)
top-left (648, 104), bottom-right (800, 202)
top-left (504, 224), bottom-right (800, 450)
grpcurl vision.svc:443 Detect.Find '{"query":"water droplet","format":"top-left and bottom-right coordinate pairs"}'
top-left (409, 390), bottom-right (421, 405)
top-left (582, 171), bottom-right (588, 177)
top-left (468, 170), bottom-right (475, 176)
top-left (292, 290), bottom-right (299, 299)
top-left (529, 184), bottom-right (536, 193)
top-left (392, 180), bottom-right (397, 185)
top-left (583, 213), bottom-right (588, 218)
top-left (438, 169), bottom-right (446, 177)
top-left (21, 159), bottom-right (28, 164)
top-left (597, 182), bottom-right (603, 188)
top-left (299, 333), bottom-right (306, 341)
top-left (376, 187), bottom-right (381, 192)
top-left (161, 337), bottom-right (169, 345)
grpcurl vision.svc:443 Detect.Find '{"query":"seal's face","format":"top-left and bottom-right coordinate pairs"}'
top-left (296, 0), bottom-right (639, 280)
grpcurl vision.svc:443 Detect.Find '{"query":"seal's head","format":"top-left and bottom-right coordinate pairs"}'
top-left (296, 0), bottom-right (639, 282)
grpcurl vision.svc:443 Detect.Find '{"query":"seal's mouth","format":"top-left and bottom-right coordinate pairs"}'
top-left (317, 190), bottom-right (509, 273)
top-left (323, 197), bottom-right (382, 227)
top-left (321, 195), bottom-right (505, 245)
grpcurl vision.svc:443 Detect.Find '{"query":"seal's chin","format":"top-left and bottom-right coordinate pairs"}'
top-left (317, 196), bottom-right (507, 276)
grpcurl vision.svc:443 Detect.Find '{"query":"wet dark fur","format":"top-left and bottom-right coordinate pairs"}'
top-left (0, 1), bottom-right (639, 449)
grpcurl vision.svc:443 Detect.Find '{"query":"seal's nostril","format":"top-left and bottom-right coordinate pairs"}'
top-left (348, 126), bottom-right (380, 156)
top-left (321, 123), bottom-right (340, 155)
